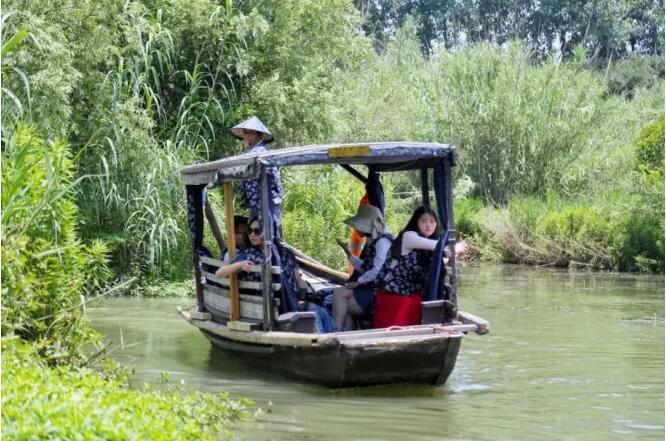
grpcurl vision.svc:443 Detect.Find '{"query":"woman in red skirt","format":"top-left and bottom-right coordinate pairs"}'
top-left (373, 206), bottom-right (466, 328)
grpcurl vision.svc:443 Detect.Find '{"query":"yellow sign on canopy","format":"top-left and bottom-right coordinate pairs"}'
top-left (328, 145), bottom-right (370, 158)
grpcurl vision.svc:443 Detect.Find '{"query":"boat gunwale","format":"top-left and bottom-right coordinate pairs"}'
top-left (178, 306), bottom-right (470, 349)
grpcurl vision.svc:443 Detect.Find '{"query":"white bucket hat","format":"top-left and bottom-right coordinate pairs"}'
top-left (229, 116), bottom-right (274, 143)
top-left (343, 205), bottom-right (386, 238)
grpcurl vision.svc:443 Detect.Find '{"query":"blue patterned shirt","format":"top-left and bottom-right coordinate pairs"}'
top-left (232, 247), bottom-right (265, 282)
top-left (237, 143), bottom-right (285, 218)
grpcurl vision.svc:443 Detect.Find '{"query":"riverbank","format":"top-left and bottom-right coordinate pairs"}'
top-left (2, 338), bottom-right (253, 440)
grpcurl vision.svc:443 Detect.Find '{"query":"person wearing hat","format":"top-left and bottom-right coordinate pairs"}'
top-left (229, 116), bottom-right (285, 235)
top-left (332, 204), bottom-right (393, 331)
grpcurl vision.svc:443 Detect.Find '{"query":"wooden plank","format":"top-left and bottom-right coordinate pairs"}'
top-left (199, 256), bottom-right (281, 274)
top-left (294, 256), bottom-right (348, 285)
top-left (227, 320), bottom-right (256, 332)
top-left (223, 180), bottom-right (240, 321)
top-left (190, 311), bottom-right (212, 321)
top-left (203, 284), bottom-right (281, 307)
top-left (204, 200), bottom-right (226, 255)
top-left (457, 310), bottom-right (490, 335)
top-left (340, 332), bottom-right (462, 349)
top-left (204, 285), bottom-right (259, 304)
top-left (202, 271), bottom-right (281, 291)
top-left (178, 306), bottom-right (340, 347)
top-left (203, 288), bottom-right (265, 321)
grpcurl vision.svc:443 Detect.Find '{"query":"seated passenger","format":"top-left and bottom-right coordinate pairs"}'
top-left (215, 217), bottom-right (335, 332)
top-left (373, 206), bottom-right (466, 328)
top-left (221, 215), bottom-right (249, 262)
top-left (332, 205), bottom-right (393, 331)
top-left (215, 217), bottom-right (264, 282)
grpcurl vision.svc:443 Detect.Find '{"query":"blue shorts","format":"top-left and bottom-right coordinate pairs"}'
top-left (353, 285), bottom-right (376, 315)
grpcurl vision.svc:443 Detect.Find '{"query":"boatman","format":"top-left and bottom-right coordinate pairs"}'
top-left (229, 116), bottom-right (285, 237)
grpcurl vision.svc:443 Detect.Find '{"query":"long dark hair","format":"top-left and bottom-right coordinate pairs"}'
top-left (389, 206), bottom-right (440, 261)
top-left (244, 216), bottom-right (262, 251)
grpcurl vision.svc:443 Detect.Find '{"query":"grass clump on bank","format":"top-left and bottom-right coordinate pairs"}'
top-left (2, 338), bottom-right (252, 441)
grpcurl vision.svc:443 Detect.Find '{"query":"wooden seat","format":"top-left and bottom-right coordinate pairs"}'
top-left (421, 300), bottom-right (444, 324)
top-left (199, 256), bottom-right (280, 325)
top-left (275, 311), bottom-right (317, 333)
top-left (421, 299), bottom-right (457, 325)
top-left (198, 256), bottom-right (317, 333)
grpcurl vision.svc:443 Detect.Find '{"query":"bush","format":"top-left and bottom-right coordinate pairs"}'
top-left (1, 125), bottom-right (110, 365)
top-left (605, 55), bottom-right (665, 99)
top-left (2, 338), bottom-right (252, 441)
top-left (635, 116), bottom-right (665, 174)
top-left (454, 198), bottom-right (484, 238)
top-left (282, 166), bottom-right (365, 270)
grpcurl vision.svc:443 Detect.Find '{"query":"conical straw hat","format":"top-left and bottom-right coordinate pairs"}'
top-left (229, 116), bottom-right (274, 143)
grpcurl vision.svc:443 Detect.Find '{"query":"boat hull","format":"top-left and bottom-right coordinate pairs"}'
top-left (200, 328), bottom-right (462, 388)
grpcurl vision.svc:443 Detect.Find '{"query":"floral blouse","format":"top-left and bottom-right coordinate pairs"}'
top-left (378, 250), bottom-right (430, 296)
top-left (349, 234), bottom-right (393, 287)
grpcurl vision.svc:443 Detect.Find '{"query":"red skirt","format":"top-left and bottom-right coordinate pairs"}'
top-left (373, 288), bottom-right (423, 328)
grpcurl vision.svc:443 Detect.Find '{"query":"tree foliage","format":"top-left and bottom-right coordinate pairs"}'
top-left (355, 0), bottom-right (664, 58)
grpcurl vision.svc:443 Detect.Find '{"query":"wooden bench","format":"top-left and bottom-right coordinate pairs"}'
top-left (199, 256), bottom-right (316, 333)
top-left (421, 299), bottom-right (457, 325)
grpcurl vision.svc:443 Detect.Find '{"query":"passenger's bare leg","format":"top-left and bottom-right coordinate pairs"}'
top-left (332, 287), bottom-right (354, 330)
top-left (343, 297), bottom-right (364, 330)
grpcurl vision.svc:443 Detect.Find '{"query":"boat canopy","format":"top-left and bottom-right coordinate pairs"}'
top-left (180, 142), bottom-right (456, 185)
top-left (183, 140), bottom-right (459, 328)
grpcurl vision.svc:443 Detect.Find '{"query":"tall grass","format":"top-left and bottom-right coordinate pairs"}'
top-left (1, 125), bottom-right (111, 364)
top-left (333, 20), bottom-right (610, 203)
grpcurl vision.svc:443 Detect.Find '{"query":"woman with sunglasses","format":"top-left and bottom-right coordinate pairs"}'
top-left (215, 217), bottom-right (336, 332)
top-left (215, 217), bottom-right (284, 283)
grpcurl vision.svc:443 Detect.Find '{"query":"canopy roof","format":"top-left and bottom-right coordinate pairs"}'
top-left (181, 142), bottom-right (456, 185)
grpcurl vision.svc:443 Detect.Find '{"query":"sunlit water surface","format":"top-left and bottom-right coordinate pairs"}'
top-left (89, 264), bottom-right (664, 441)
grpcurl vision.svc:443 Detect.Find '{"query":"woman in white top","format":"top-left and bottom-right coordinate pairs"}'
top-left (373, 206), bottom-right (467, 328)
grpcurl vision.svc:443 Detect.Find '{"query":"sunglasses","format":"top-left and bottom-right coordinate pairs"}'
top-left (248, 228), bottom-right (262, 236)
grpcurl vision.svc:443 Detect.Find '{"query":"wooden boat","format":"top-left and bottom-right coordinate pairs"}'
top-left (178, 142), bottom-right (489, 387)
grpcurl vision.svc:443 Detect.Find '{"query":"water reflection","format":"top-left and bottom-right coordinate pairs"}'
top-left (89, 265), bottom-right (664, 441)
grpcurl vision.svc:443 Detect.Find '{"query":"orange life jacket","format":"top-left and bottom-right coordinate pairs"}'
top-left (348, 193), bottom-right (369, 274)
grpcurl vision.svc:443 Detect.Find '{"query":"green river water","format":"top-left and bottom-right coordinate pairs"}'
top-left (89, 264), bottom-right (664, 441)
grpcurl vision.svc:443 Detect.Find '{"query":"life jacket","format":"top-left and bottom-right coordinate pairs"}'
top-left (348, 193), bottom-right (369, 274)
top-left (348, 233), bottom-right (394, 286)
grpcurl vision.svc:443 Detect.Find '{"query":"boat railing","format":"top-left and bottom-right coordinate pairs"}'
top-left (198, 256), bottom-right (318, 333)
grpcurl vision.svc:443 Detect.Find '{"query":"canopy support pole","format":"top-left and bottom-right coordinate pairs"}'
top-left (223, 181), bottom-right (240, 321)
top-left (443, 159), bottom-right (457, 306)
top-left (420, 167), bottom-right (429, 206)
top-left (204, 198), bottom-right (226, 256)
top-left (260, 165), bottom-right (275, 330)
top-left (340, 164), bottom-right (368, 183)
